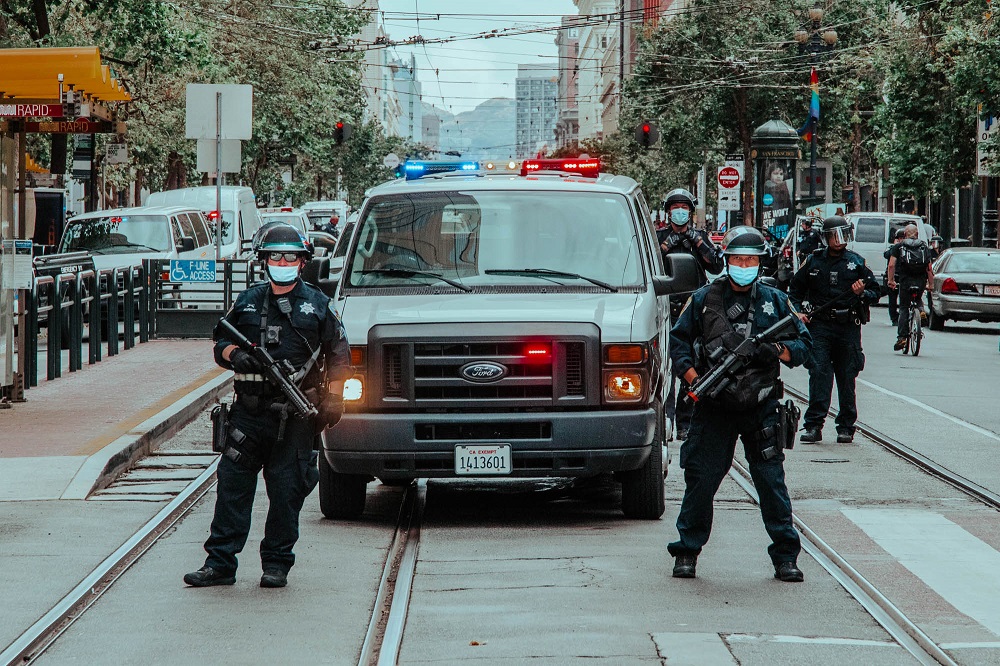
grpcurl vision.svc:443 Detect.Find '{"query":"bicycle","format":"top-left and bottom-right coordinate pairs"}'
top-left (903, 284), bottom-right (924, 356)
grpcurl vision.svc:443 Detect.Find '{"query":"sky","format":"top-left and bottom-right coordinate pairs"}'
top-left (375, 1), bottom-right (579, 115)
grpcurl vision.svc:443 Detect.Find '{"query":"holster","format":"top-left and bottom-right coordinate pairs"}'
top-left (221, 424), bottom-right (260, 469)
top-left (211, 403), bottom-right (229, 453)
top-left (779, 399), bottom-right (801, 451)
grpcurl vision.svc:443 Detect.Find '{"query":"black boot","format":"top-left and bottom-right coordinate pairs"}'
top-left (261, 569), bottom-right (288, 588)
top-left (774, 561), bottom-right (804, 582)
top-left (672, 555), bottom-right (697, 578)
top-left (836, 429), bottom-right (854, 443)
top-left (183, 566), bottom-right (236, 587)
top-left (799, 427), bottom-right (822, 443)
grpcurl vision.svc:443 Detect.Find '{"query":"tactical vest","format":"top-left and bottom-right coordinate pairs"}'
top-left (701, 281), bottom-right (780, 410)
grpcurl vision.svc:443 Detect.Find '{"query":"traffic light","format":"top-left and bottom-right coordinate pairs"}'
top-left (635, 121), bottom-right (659, 149)
top-left (334, 121), bottom-right (353, 145)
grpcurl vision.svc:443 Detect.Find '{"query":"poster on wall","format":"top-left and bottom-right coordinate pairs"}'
top-left (757, 158), bottom-right (796, 240)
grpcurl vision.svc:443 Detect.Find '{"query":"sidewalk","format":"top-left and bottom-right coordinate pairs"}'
top-left (0, 339), bottom-right (230, 501)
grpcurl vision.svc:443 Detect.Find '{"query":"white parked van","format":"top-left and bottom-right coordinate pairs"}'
top-left (145, 186), bottom-right (262, 258)
top-left (302, 200), bottom-right (349, 234)
top-left (846, 212), bottom-right (929, 283)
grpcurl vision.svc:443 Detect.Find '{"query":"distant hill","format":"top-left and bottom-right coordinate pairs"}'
top-left (436, 98), bottom-right (515, 161)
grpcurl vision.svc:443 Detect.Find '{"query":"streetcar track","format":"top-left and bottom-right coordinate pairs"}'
top-left (729, 461), bottom-right (957, 666)
top-left (358, 479), bottom-right (426, 666)
top-left (0, 461), bottom-right (220, 666)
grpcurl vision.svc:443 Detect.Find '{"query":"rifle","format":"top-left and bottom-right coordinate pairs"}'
top-left (219, 318), bottom-right (319, 419)
top-left (685, 287), bottom-right (863, 404)
top-left (685, 314), bottom-right (800, 404)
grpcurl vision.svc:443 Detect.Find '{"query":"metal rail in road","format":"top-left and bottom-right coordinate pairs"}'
top-left (784, 385), bottom-right (1000, 511)
top-left (0, 462), bottom-right (220, 666)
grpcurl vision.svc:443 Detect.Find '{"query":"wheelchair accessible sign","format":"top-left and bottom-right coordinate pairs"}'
top-left (169, 259), bottom-right (217, 282)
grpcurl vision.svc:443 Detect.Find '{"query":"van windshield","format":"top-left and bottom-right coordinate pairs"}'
top-left (344, 191), bottom-right (643, 290)
top-left (61, 215), bottom-right (171, 254)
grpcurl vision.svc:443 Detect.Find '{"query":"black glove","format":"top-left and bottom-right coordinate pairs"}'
top-left (684, 228), bottom-right (700, 243)
top-left (230, 349), bottom-right (264, 374)
top-left (317, 395), bottom-right (344, 431)
top-left (752, 342), bottom-right (783, 366)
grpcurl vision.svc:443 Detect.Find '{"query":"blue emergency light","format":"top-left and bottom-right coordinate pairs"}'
top-left (401, 160), bottom-right (480, 180)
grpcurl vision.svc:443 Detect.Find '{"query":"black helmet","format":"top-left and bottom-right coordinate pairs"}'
top-left (800, 216), bottom-right (814, 228)
top-left (820, 215), bottom-right (854, 246)
top-left (253, 221), bottom-right (313, 259)
top-left (721, 226), bottom-right (768, 256)
top-left (664, 188), bottom-right (697, 211)
top-left (894, 228), bottom-right (906, 240)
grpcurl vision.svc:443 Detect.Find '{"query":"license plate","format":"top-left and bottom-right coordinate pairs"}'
top-left (455, 444), bottom-right (512, 475)
top-left (984, 285), bottom-right (1000, 297)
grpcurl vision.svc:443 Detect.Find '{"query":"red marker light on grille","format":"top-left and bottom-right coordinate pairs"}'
top-left (524, 344), bottom-right (551, 361)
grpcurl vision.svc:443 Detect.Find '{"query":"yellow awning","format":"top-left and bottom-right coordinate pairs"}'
top-left (0, 46), bottom-right (131, 102)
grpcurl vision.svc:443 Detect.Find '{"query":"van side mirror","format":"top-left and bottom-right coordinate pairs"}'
top-left (653, 254), bottom-right (700, 296)
top-left (177, 237), bottom-right (196, 252)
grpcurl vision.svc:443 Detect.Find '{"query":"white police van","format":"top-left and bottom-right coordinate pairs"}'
top-left (321, 159), bottom-right (699, 520)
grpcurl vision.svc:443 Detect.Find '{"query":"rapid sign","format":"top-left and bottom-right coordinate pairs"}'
top-left (0, 103), bottom-right (64, 118)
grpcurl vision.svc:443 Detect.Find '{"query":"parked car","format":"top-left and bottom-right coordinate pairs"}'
top-left (307, 230), bottom-right (338, 256)
top-left (326, 221), bottom-right (356, 279)
top-left (928, 247), bottom-right (1000, 330)
top-left (145, 186), bottom-right (262, 258)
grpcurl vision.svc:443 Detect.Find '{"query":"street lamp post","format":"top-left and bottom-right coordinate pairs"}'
top-left (794, 5), bottom-right (837, 202)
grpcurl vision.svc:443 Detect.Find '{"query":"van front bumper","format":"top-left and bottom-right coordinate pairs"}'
top-left (323, 409), bottom-right (656, 478)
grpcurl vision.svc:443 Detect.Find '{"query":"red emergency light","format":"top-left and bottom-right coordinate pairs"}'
top-left (520, 158), bottom-right (601, 178)
top-left (523, 343), bottom-right (552, 363)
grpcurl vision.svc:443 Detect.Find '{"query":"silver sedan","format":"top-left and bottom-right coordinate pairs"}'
top-left (928, 247), bottom-right (1000, 330)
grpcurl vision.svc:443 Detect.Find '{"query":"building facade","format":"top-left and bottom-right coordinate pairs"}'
top-left (515, 65), bottom-right (559, 158)
top-left (554, 17), bottom-right (581, 151)
top-left (390, 54), bottom-right (422, 142)
top-left (573, 0), bottom-right (616, 142)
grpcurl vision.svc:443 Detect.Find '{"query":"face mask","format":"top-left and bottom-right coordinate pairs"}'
top-left (268, 264), bottom-right (300, 286)
top-left (728, 264), bottom-right (759, 286)
top-left (669, 208), bottom-right (690, 225)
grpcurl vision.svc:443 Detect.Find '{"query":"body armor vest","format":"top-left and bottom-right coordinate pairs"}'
top-left (700, 281), bottom-right (780, 410)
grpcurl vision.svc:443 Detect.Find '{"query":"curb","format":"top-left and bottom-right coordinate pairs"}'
top-left (61, 371), bottom-right (232, 500)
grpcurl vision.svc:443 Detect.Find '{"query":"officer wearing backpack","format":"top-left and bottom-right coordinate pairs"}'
top-left (887, 224), bottom-right (935, 351)
top-left (883, 228), bottom-right (906, 325)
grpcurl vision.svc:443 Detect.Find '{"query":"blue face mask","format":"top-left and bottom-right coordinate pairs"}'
top-left (268, 264), bottom-right (300, 286)
top-left (669, 208), bottom-right (690, 225)
top-left (728, 264), bottom-right (759, 286)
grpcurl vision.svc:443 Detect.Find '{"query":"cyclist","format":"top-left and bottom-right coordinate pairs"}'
top-left (887, 224), bottom-right (934, 351)
top-left (883, 228), bottom-right (906, 326)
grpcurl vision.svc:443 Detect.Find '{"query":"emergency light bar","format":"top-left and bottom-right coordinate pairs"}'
top-left (402, 160), bottom-right (480, 180)
top-left (521, 158), bottom-right (601, 178)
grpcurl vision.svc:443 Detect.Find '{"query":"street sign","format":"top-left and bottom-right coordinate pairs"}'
top-left (196, 139), bottom-right (242, 174)
top-left (0, 103), bottom-right (64, 118)
top-left (23, 119), bottom-right (125, 134)
top-left (185, 84), bottom-right (253, 140)
top-left (977, 111), bottom-right (999, 177)
top-left (1, 240), bottom-right (34, 290)
top-left (383, 153), bottom-right (400, 169)
top-left (718, 166), bottom-right (741, 189)
top-left (168, 259), bottom-right (217, 283)
top-left (106, 143), bottom-right (127, 165)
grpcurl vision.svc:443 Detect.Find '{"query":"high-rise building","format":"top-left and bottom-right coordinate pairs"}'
top-left (555, 17), bottom-right (581, 151)
top-left (390, 54), bottom-right (422, 142)
top-left (351, 0), bottom-right (382, 124)
top-left (422, 112), bottom-right (442, 151)
top-left (515, 65), bottom-right (559, 158)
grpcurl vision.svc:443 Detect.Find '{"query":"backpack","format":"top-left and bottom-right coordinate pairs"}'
top-left (897, 240), bottom-right (932, 273)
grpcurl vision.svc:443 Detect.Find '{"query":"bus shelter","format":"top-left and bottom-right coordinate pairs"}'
top-left (1, 46), bottom-right (131, 400)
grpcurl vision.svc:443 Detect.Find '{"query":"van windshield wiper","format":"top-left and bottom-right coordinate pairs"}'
top-left (485, 268), bottom-right (618, 292)
top-left (360, 268), bottom-right (472, 292)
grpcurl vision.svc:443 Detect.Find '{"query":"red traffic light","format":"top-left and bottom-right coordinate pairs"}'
top-left (336, 121), bottom-right (344, 129)
top-left (642, 124), bottom-right (651, 133)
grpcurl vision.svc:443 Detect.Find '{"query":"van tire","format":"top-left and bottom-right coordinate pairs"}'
top-left (318, 452), bottom-right (368, 520)
top-left (620, 400), bottom-right (666, 520)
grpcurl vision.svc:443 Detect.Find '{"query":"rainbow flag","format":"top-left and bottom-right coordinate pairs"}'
top-left (796, 68), bottom-right (820, 141)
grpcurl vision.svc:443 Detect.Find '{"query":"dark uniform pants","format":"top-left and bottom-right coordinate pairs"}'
top-left (667, 398), bottom-right (800, 565)
top-left (204, 404), bottom-right (320, 575)
top-left (665, 374), bottom-right (695, 437)
top-left (887, 286), bottom-right (899, 324)
top-left (897, 277), bottom-right (926, 339)
top-left (804, 322), bottom-right (864, 434)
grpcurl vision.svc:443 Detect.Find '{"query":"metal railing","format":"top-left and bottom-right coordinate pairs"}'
top-left (22, 264), bottom-right (152, 388)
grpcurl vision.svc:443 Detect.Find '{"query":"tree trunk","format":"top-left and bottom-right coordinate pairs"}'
top-left (133, 169), bottom-right (145, 206)
top-left (165, 151), bottom-right (186, 190)
top-left (851, 100), bottom-right (862, 213)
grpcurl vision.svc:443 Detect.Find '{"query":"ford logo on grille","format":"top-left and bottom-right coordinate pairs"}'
top-left (459, 361), bottom-right (508, 383)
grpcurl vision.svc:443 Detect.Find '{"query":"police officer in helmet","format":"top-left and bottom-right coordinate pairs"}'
top-left (658, 187), bottom-right (724, 442)
top-left (789, 216), bottom-right (880, 444)
top-left (668, 226), bottom-right (812, 582)
top-left (796, 217), bottom-right (823, 265)
top-left (184, 222), bottom-right (351, 589)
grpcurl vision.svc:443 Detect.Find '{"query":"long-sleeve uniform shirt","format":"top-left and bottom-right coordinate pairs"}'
top-left (788, 248), bottom-right (881, 319)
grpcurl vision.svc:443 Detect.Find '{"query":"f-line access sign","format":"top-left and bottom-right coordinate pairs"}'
top-left (169, 260), bottom-right (217, 283)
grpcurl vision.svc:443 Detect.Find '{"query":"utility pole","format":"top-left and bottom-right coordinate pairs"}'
top-left (619, 0), bottom-right (625, 98)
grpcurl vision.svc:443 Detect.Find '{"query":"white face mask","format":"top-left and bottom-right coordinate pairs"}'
top-left (268, 264), bottom-right (300, 285)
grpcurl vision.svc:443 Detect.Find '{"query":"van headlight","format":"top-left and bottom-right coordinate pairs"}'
top-left (604, 370), bottom-right (644, 402)
top-left (343, 376), bottom-right (364, 402)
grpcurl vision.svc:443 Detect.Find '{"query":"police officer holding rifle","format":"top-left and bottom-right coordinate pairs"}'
top-left (668, 227), bottom-right (812, 582)
top-left (184, 223), bottom-right (351, 589)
